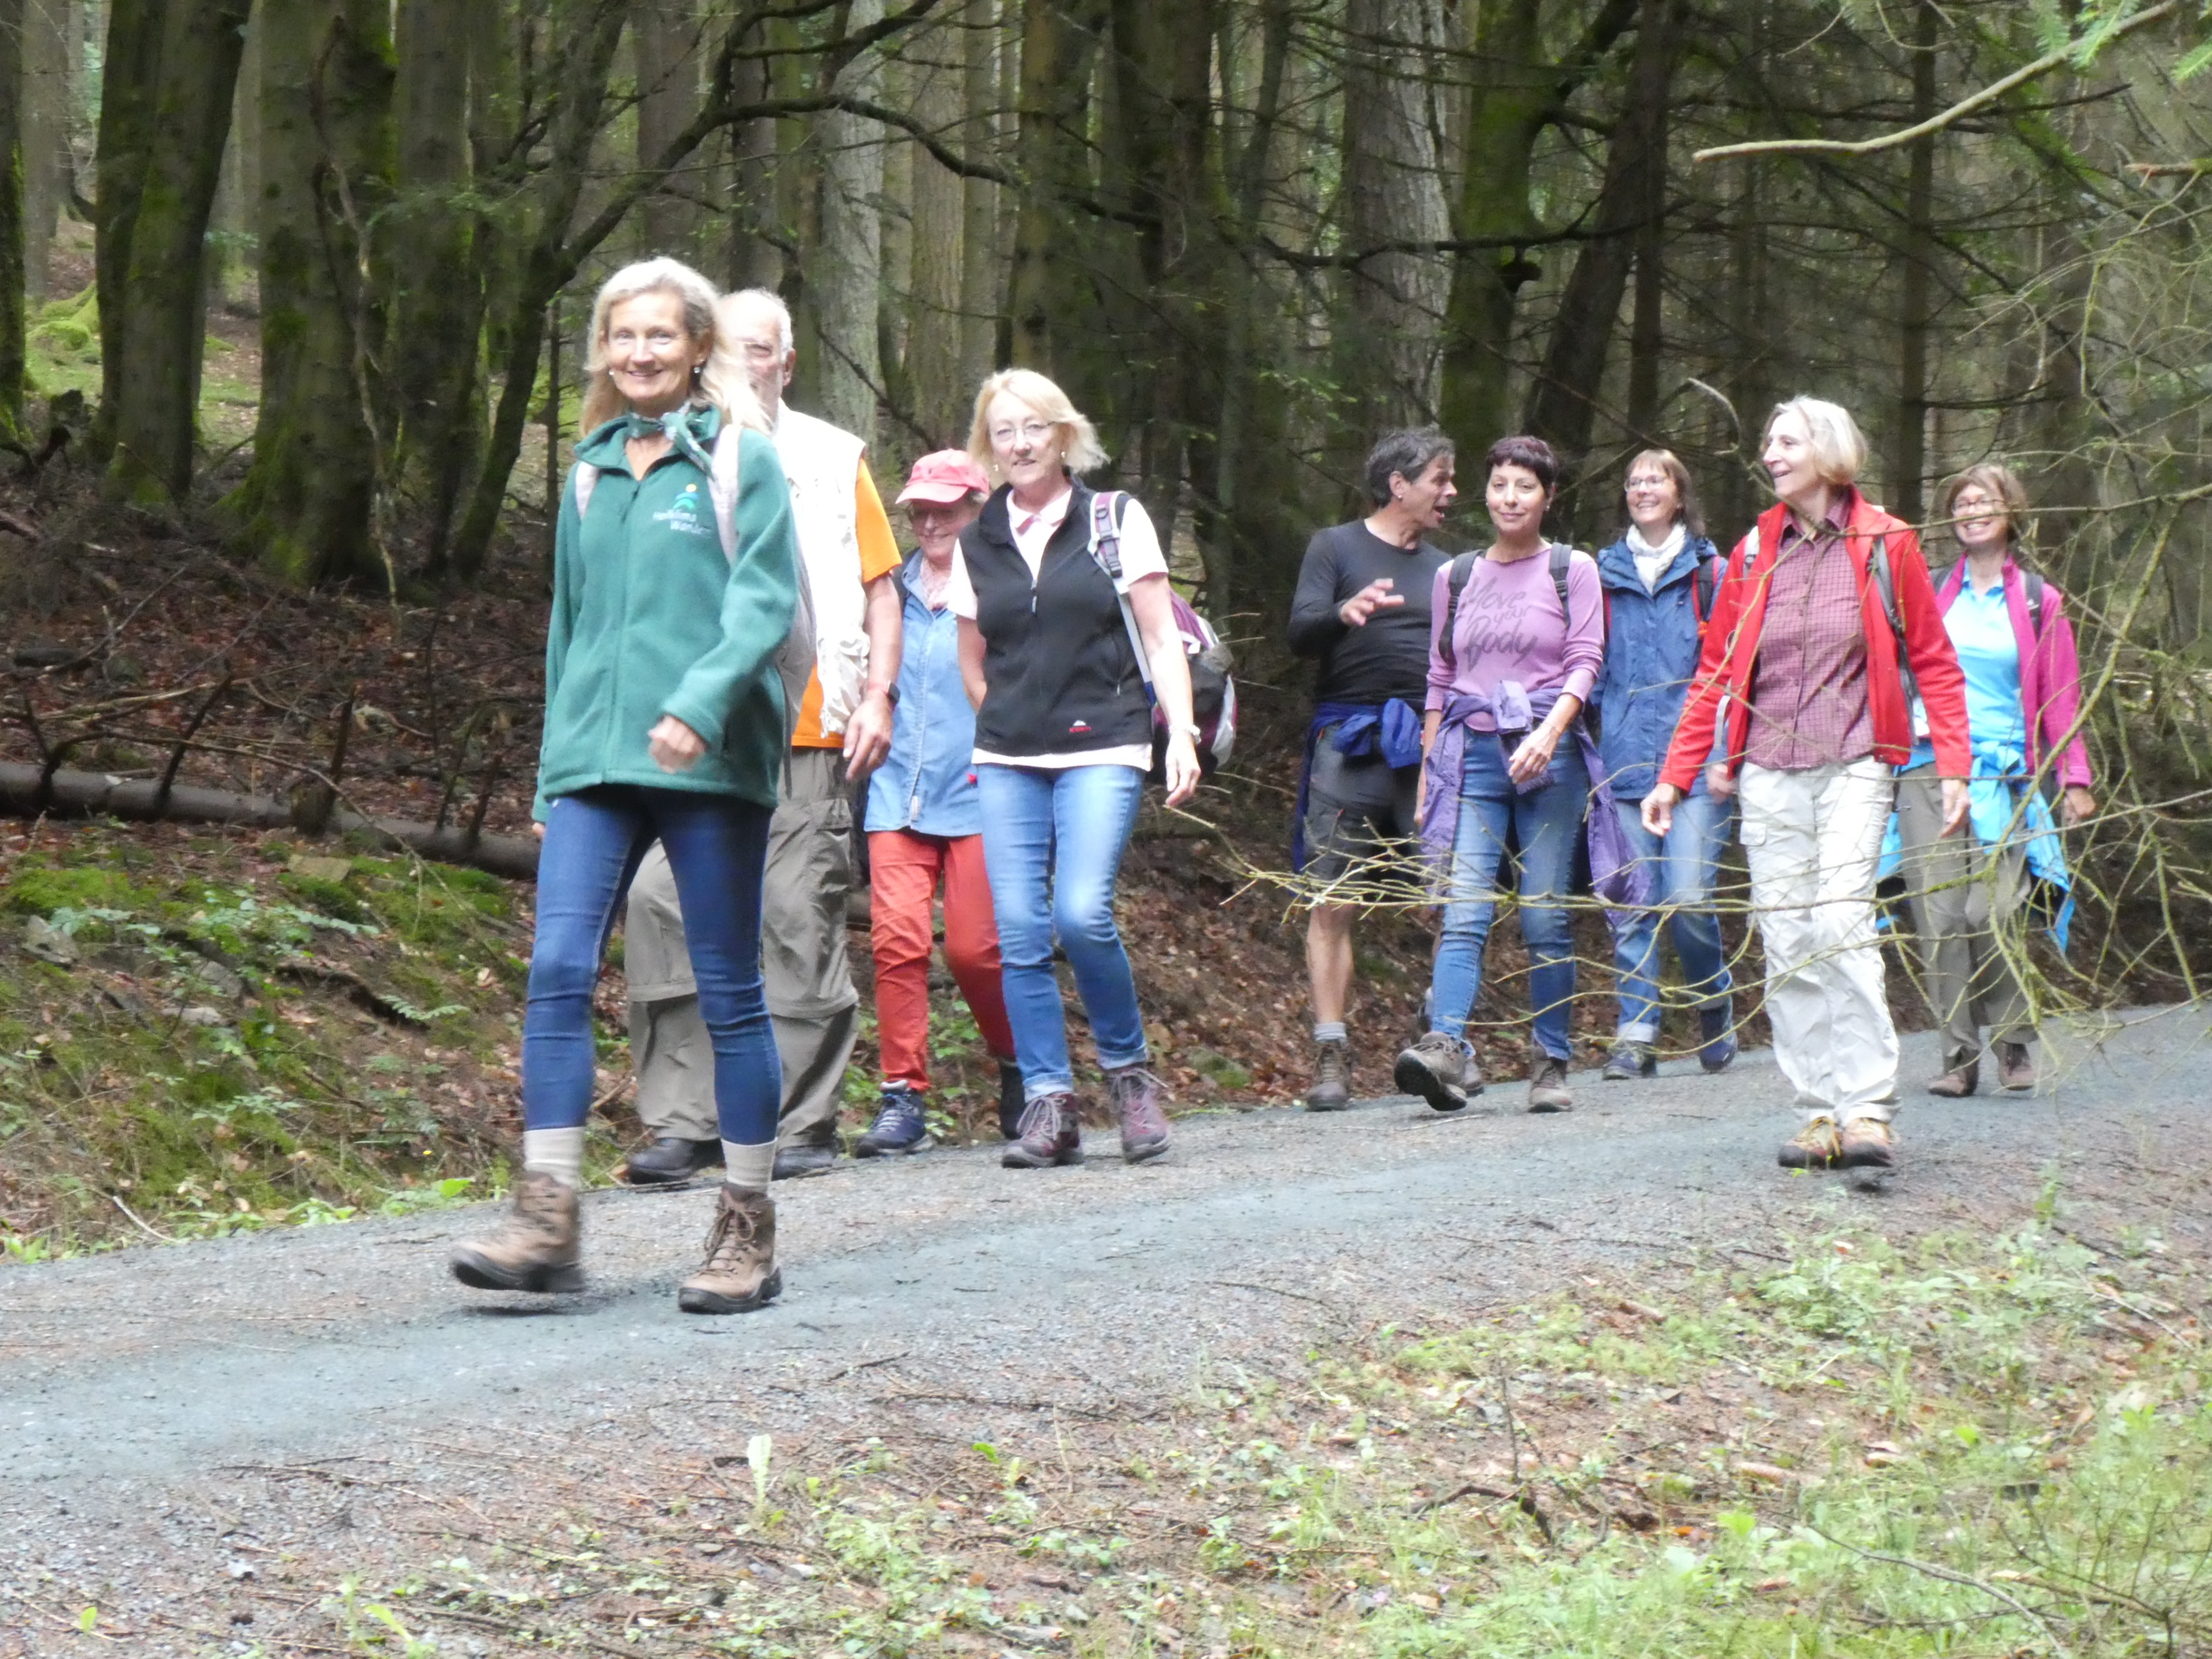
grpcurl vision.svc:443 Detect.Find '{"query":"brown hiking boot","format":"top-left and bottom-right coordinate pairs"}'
top-left (1927, 1046), bottom-right (1979, 1097)
top-left (1393, 1031), bottom-right (1481, 1113)
top-left (1997, 1041), bottom-right (2035, 1092)
top-left (1002, 1092), bottom-right (1084, 1168)
top-left (1777, 1116), bottom-right (1843, 1171)
top-left (1306, 1039), bottom-right (1351, 1112)
top-left (1839, 1118), bottom-right (1897, 1170)
top-left (1527, 1053), bottom-right (1574, 1113)
top-left (677, 1185), bottom-right (782, 1314)
top-left (449, 1170), bottom-right (582, 1294)
top-left (1108, 1065), bottom-right (1173, 1164)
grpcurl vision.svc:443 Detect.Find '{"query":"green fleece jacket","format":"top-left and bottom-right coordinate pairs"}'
top-left (533, 407), bottom-right (799, 817)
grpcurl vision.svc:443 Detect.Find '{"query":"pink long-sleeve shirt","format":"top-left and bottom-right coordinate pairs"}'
top-left (1425, 547), bottom-right (1605, 728)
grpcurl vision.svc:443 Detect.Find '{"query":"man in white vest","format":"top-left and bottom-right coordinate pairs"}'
top-left (620, 288), bottom-right (903, 1185)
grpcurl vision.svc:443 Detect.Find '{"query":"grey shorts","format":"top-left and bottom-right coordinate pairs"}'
top-left (1301, 732), bottom-right (1424, 888)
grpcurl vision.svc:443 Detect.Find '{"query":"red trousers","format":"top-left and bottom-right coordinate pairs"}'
top-left (868, 829), bottom-right (1014, 1090)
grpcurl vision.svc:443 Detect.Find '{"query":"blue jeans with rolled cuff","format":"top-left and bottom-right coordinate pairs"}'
top-left (525, 785), bottom-right (778, 1143)
top-left (1610, 786), bottom-right (1735, 1044)
top-left (1427, 735), bottom-right (1590, 1061)
top-left (976, 763), bottom-right (1149, 1102)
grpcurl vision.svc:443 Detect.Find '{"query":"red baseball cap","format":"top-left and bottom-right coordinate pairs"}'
top-left (896, 449), bottom-right (992, 505)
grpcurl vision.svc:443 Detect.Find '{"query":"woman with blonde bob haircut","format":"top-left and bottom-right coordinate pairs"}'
top-left (1893, 461), bottom-right (2094, 1099)
top-left (450, 257), bottom-right (800, 1315)
top-left (1645, 395), bottom-right (1971, 1177)
top-left (946, 368), bottom-right (1199, 1169)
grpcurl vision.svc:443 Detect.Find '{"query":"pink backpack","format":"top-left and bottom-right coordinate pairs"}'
top-left (1086, 491), bottom-right (1237, 781)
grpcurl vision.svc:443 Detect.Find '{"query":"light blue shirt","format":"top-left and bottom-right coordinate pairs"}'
top-left (1908, 575), bottom-right (2023, 768)
top-left (866, 554), bottom-right (984, 838)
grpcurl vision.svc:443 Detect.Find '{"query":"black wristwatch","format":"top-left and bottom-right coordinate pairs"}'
top-left (877, 683), bottom-right (900, 708)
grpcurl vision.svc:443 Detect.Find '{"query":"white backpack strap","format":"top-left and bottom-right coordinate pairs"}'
top-left (707, 424), bottom-right (743, 561)
top-left (1088, 490), bottom-right (1156, 698)
top-left (572, 461), bottom-right (600, 523)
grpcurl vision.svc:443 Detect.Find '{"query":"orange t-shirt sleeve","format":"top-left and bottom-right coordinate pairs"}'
top-left (791, 456), bottom-right (905, 747)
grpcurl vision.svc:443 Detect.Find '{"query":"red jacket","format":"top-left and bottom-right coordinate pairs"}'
top-left (1658, 491), bottom-right (1971, 792)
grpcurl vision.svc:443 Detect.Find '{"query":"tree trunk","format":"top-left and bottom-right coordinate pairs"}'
top-left (0, 0), bottom-right (23, 438)
top-left (906, 24), bottom-right (966, 445)
top-left (957, 0), bottom-right (1000, 399)
top-left (1008, 0), bottom-right (1108, 374)
top-left (1522, 0), bottom-right (1681, 524)
top-left (392, 0), bottom-right (486, 574)
top-left (634, 0), bottom-right (700, 258)
top-left (1891, 0), bottom-right (1939, 524)
top-left (22, 0), bottom-right (73, 306)
top-left (722, 27), bottom-right (782, 291)
top-left (227, 0), bottom-right (396, 587)
top-left (87, 0), bottom-right (163, 462)
top-left (1337, 0), bottom-right (1449, 428)
top-left (98, 0), bottom-right (251, 504)
top-left (812, 0), bottom-right (885, 441)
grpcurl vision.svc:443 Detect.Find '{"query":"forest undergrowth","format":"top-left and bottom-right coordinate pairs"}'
top-left (108, 1205), bottom-right (2211, 1658)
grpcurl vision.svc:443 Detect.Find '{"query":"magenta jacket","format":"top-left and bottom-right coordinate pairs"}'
top-left (1934, 554), bottom-right (2093, 790)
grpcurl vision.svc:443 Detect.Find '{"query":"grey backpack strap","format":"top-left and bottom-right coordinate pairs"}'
top-left (1868, 533), bottom-right (1917, 710)
top-left (1440, 550), bottom-right (1479, 672)
top-left (1088, 489), bottom-right (1155, 696)
top-left (2024, 570), bottom-right (2046, 638)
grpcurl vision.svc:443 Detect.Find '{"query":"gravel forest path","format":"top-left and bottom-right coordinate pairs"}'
top-left (2, 1008), bottom-right (2208, 1650)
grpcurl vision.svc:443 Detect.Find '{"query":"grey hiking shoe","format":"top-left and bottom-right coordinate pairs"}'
top-left (677, 1184), bottom-right (781, 1314)
top-left (1394, 1031), bottom-right (1480, 1113)
top-left (1602, 1040), bottom-right (1656, 1081)
top-left (1306, 1039), bottom-right (1351, 1112)
top-left (1927, 1046), bottom-right (1979, 1098)
top-left (1528, 1053), bottom-right (1573, 1113)
top-left (1997, 1041), bottom-right (2035, 1092)
top-left (1107, 1065), bottom-right (1173, 1164)
top-left (450, 1170), bottom-right (582, 1294)
top-left (1002, 1092), bottom-right (1084, 1168)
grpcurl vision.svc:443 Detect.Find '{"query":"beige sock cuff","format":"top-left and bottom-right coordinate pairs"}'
top-left (521, 1127), bottom-right (586, 1189)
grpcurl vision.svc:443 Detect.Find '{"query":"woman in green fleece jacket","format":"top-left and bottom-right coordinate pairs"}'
top-left (450, 258), bottom-right (802, 1315)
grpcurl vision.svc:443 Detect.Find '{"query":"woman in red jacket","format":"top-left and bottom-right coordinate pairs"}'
top-left (1643, 397), bottom-right (1970, 1173)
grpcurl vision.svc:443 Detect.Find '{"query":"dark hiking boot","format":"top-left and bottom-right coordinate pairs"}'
top-left (1528, 1054), bottom-right (1574, 1113)
top-left (1107, 1065), bottom-right (1173, 1164)
top-left (1002, 1092), bottom-right (1084, 1168)
top-left (677, 1184), bottom-right (781, 1313)
top-left (1777, 1116), bottom-right (1843, 1171)
top-left (1839, 1118), bottom-right (1897, 1170)
top-left (449, 1170), bottom-right (582, 1294)
top-left (855, 1085), bottom-right (931, 1158)
top-left (772, 1144), bottom-right (838, 1180)
top-left (1394, 1032), bottom-right (1480, 1113)
top-left (996, 1058), bottom-right (1026, 1141)
top-left (1306, 1039), bottom-right (1351, 1112)
top-left (1698, 1005), bottom-right (1738, 1073)
top-left (1927, 1047), bottom-right (1979, 1098)
top-left (1997, 1042), bottom-right (2036, 1092)
top-left (621, 1136), bottom-right (721, 1186)
top-left (1602, 1040), bottom-right (1656, 1081)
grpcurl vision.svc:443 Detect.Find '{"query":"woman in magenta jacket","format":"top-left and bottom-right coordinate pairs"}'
top-left (1896, 462), bottom-right (2094, 1100)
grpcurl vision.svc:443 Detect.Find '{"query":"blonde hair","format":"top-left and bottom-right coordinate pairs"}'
top-left (966, 369), bottom-right (1109, 476)
top-left (1936, 461), bottom-right (2031, 549)
top-left (579, 258), bottom-right (767, 435)
top-left (1622, 447), bottom-right (1705, 537)
top-left (1764, 396), bottom-right (1866, 486)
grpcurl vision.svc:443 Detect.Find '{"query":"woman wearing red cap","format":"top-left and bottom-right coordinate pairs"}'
top-left (852, 451), bottom-right (1024, 1156)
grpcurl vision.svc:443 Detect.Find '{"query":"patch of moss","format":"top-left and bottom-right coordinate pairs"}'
top-left (3, 861), bottom-right (162, 919)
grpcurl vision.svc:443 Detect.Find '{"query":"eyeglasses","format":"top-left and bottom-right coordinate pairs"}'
top-left (988, 421), bottom-right (1054, 447)
top-left (1951, 493), bottom-right (1999, 512)
top-left (609, 328), bottom-right (683, 352)
top-left (1626, 474), bottom-right (1673, 490)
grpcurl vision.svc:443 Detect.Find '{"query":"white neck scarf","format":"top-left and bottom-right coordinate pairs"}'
top-left (1625, 521), bottom-right (1688, 594)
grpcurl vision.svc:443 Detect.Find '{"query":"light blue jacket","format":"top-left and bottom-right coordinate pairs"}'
top-left (865, 553), bottom-right (982, 838)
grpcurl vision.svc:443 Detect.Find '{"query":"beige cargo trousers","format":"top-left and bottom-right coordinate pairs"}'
top-left (625, 747), bottom-right (858, 1153)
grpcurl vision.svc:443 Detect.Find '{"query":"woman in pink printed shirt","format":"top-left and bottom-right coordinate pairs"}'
top-left (1395, 435), bottom-right (1607, 1115)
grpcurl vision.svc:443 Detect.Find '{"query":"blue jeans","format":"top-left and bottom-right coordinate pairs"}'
top-left (1428, 735), bottom-right (1590, 1059)
top-left (527, 785), bottom-right (778, 1141)
top-left (976, 763), bottom-right (1148, 1100)
top-left (1611, 788), bottom-right (1735, 1042)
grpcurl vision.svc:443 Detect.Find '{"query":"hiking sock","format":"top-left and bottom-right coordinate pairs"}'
top-left (521, 1127), bottom-right (585, 1189)
top-left (1313, 1020), bottom-right (1347, 1045)
top-left (721, 1140), bottom-right (776, 1189)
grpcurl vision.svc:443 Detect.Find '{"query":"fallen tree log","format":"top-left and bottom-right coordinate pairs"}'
top-left (0, 763), bottom-right (541, 880)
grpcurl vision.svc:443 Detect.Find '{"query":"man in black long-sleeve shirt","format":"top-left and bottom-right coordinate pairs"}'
top-left (1288, 427), bottom-right (1456, 1109)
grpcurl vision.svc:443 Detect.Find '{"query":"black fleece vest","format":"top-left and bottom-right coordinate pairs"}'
top-left (964, 480), bottom-right (1153, 760)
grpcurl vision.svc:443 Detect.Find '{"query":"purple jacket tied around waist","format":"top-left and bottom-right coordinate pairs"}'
top-left (1420, 683), bottom-right (1648, 928)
